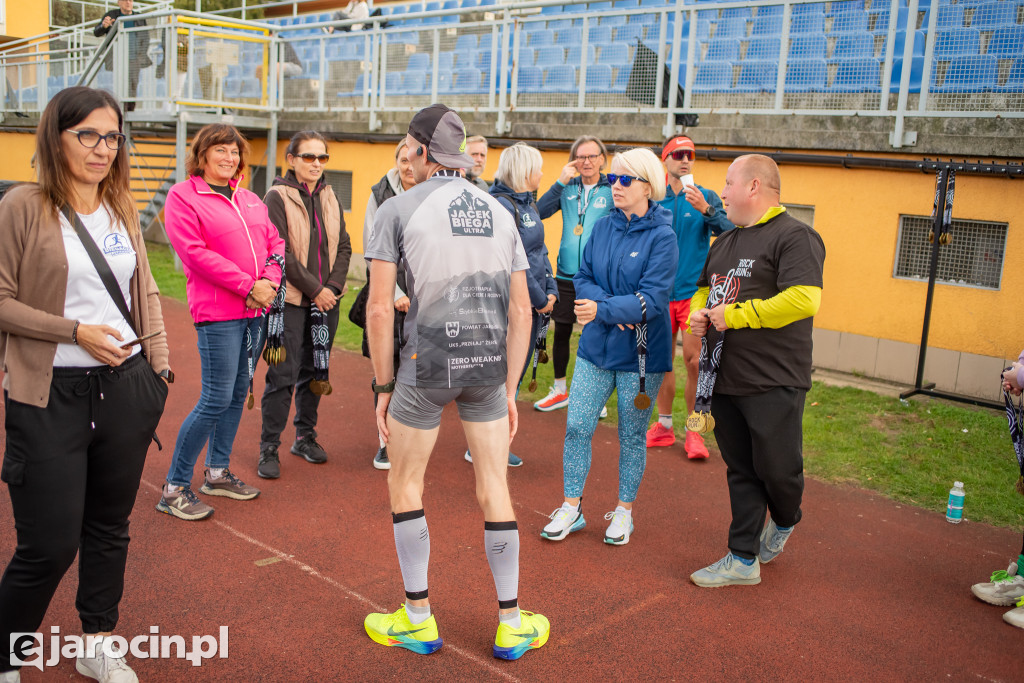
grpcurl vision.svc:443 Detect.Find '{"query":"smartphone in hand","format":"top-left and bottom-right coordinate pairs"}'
top-left (120, 330), bottom-right (162, 349)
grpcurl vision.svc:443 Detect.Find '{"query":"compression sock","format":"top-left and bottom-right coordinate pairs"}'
top-left (404, 602), bottom-right (431, 625)
top-left (393, 509), bottom-right (430, 604)
top-left (484, 521), bottom-right (520, 625)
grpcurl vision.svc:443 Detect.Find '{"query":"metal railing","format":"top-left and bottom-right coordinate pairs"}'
top-left (5, 0), bottom-right (1022, 144)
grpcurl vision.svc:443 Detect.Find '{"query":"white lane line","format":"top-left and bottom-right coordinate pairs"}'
top-left (142, 479), bottom-right (523, 682)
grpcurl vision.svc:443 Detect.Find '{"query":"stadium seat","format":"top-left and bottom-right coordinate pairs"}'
top-left (829, 1), bottom-right (864, 17)
top-left (789, 34), bottom-right (827, 61)
top-left (542, 65), bottom-right (578, 92)
top-left (474, 50), bottom-right (493, 70)
top-left (889, 29), bottom-right (926, 59)
top-left (400, 70), bottom-right (427, 93)
top-left (792, 3), bottom-right (825, 16)
top-left (933, 28), bottom-right (982, 58)
top-left (970, 2), bottom-right (1018, 29)
top-left (536, 46), bottom-right (566, 66)
top-left (934, 53), bottom-right (998, 92)
top-left (996, 56), bottom-right (1024, 93)
top-left (566, 44), bottom-right (598, 66)
top-left (455, 34), bottom-right (477, 51)
top-left (831, 57), bottom-right (881, 92)
top-left (791, 13), bottom-right (826, 35)
top-left (614, 25), bottom-right (644, 43)
top-left (438, 51), bottom-right (456, 71)
top-left (529, 29), bottom-right (555, 46)
top-left (454, 50), bottom-right (475, 68)
top-left (589, 26), bottom-right (613, 44)
top-left (830, 10), bottom-right (869, 35)
top-left (435, 69), bottom-right (453, 92)
top-left (871, 7), bottom-right (909, 36)
top-left (442, 0), bottom-right (459, 9)
top-left (721, 7), bottom-right (753, 20)
top-left (407, 53), bottom-right (430, 71)
top-left (890, 55), bottom-right (924, 92)
top-left (452, 67), bottom-right (483, 92)
top-left (586, 64), bottom-right (614, 90)
top-left (517, 65), bottom-right (544, 92)
top-left (601, 15), bottom-right (628, 28)
top-left (461, 0), bottom-right (479, 8)
top-left (986, 26), bottom-right (1024, 57)
top-left (752, 14), bottom-right (783, 36)
top-left (614, 0), bottom-right (641, 8)
top-left (734, 59), bottom-right (778, 92)
top-left (714, 17), bottom-right (747, 39)
top-left (692, 61), bottom-right (733, 92)
top-left (937, 5), bottom-right (968, 29)
top-left (639, 0), bottom-right (668, 6)
top-left (832, 33), bottom-right (875, 61)
top-left (785, 58), bottom-right (827, 92)
top-left (589, 1), bottom-right (613, 10)
top-left (513, 46), bottom-right (535, 67)
top-left (704, 38), bottom-right (741, 62)
top-left (239, 77), bottom-right (261, 98)
top-left (539, 3), bottom-right (564, 15)
top-left (547, 19), bottom-right (573, 31)
top-left (598, 42), bottom-right (630, 65)
top-left (745, 36), bottom-right (781, 61)
top-left (556, 28), bottom-right (583, 44)
top-left (383, 71), bottom-right (404, 94)
top-left (611, 65), bottom-right (632, 90)
top-left (224, 77), bottom-right (241, 98)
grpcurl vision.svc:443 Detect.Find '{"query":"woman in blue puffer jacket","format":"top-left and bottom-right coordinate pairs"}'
top-left (540, 148), bottom-right (678, 547)
top-left (465, 143), bottom-right (556, 468)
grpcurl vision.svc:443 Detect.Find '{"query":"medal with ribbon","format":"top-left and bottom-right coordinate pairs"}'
top-left (633, 292), bottom-right (651, 410)
top-left (686, 270), bottom-right (736, 433)
top-left (1002, 368), bottom-right (1024, 495)
top-left (528, 313), bottom-right (551, 392)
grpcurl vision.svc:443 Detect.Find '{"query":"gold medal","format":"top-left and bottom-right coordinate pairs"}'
top-left (529, 379), bottom-right (538, 392)
top-left (686, 411), bottom-right (715, 434)
top-left (634, 393), bottom-right (650, 410)
top-left (246, 392), bottom-right (255, 410)
top-left (573, 223), bottom-right (584, 236)
top-left (538, 350), bottom-right (549, 364)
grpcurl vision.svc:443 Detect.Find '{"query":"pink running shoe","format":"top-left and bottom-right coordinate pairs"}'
top-left (685, 431), bottom-right (710, 459)
top-left (646, 422), bottom-right (676, 448)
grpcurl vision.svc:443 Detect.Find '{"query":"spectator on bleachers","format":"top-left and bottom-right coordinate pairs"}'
top-left (257, 131), bottom-right (352, 480)
top-left (93, 0), bottom-right (150, 112)
top-left (466, 134), bottom-right (490, 190)
top-left (358, 141), bottom-right (417, 471)
top-left (541, 148), bottom-right (677, 546)
top-left (646, 136), bottom-right (733, 457)
top-left (324, 0), bottom-right (371, 33)
top-left (534, 136), bottom-right (613, 416)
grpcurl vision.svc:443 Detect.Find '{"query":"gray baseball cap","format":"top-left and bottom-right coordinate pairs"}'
top-left (407, 103), bottom-right (474, 169)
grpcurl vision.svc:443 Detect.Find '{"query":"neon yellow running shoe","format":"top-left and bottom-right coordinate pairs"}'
top-left (364, 605), bottom-right (443, 655)
top-left (493, 610), bottom-right (550, 660)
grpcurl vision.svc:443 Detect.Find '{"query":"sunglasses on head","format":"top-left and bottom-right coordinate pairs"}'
top-left (667, 149), bottom-right (694, 161)
top-left (606, 173), bottom-right (649, 188)
top-left (296, 153), bottom-right (329, 163)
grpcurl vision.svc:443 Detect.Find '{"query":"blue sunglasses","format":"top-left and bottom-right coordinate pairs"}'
top-left (606, 173), bottom-right (649, 188)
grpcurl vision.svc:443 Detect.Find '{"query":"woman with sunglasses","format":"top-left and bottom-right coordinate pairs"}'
top-left (158, 123), bottom-right (284, 521)
top-left (257, 131), bottom-right (352, 479)
top-left (534, 136), bottom-right (613, 415)
top-left (0, 86), bottom-right (169, 682)
top-left (541, 148), bottom-right (678, 547)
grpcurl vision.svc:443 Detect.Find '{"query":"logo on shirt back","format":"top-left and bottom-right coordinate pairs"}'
top-left (593, 196), bottom-right (608, 209)
top-left (448, 191), bottom-right (493, 238)
top-left (521, 212), bottom-right (537, 228)
top-left (103, 233), bottom-right (133, 257)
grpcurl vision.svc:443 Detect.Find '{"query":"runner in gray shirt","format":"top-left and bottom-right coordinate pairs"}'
top-left (362, 104), bottom-right (550, 660)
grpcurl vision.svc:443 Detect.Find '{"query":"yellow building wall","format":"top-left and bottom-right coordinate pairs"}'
top-left (0, 132), bottom-right (39, 181)
top-left (3, 0), bottom-right (49, 39)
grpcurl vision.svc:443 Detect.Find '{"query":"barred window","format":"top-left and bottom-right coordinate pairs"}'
top-left (249, 166), bottom-right (352, 212)
top-left (893, 215), bottom-right (1007, 290)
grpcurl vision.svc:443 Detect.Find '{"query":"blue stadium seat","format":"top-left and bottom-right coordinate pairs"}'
top-left (586, 64), bottom-right (614, 90)
top-left (442, 0), bottom-right (459, 9)
top-left (830, 10), bottom-right (869, 35)
top-left (598, 42), bottom-right (630, 65)
top-left (752, 14), bottom-right (783, 35)
top-left (970, 2), bottom-right (1018, 29)
top-left (996, 56), bottom-right (1024, 93)
top-left (831, 57), bottom-right (881, 92)
top-left (791, 13), bottom-right (826, 35)
top-left (935, 5), bottom-right (966, 29)
top-left (474, 50), bottom-right (493, 70)
top-left (407, 52), bottom-right (430, 71)
top-left (529, 29), bottom-right (555, 46)
top-left (514, 46), bottom-right (536, 67)
top-left (452, 67), bottom-right (483, 92)
top-left (425, 2), bottom-right (442, 12)
top-left (479, 32), bottom-right (512, 51)
top-left (339, 72), bottom-right (367, 97)
top-left (832, 33), bottom-right (875, 61)
top-left (785, 58), bottom-right (827, 92)
top-left (383, 71), bottom-right (404, 94)
top-left (734, 59), bottom-right (778, 92)
top-left (792, 3), bottom-right (825, 16)
top-left (454, 50), bottom-right (475, 68)
top-left (890, 55), bottom-right (923, 92)
top-left (224, 77), bottom-right (241, 98)
top-left (871, 7), bottom-right (909, 35)
top-left (611, 65), bottom-right (632, 90)
top-left (714, 17), bottom-right (747, 39)
top-left (890, 29), bottom-right (926, 58)
top-left (986, 26), bottom-right (1024, 57)
top-left (400, 70), bottom-right (427, 93)
top-left (542, 65), bottom-right (578, 92)
top-left (614, 0), bottom-right (641, 8)
top-left (721, 7), bottom-right (753, 19)
top-left (629, 13), bottom-right (658, 27)
top-left (704, 38), bottom-right (741, 62)
top-left (461, 0), bottom-right (479, 8)
top-left (746, 36), bottom-right (781, 60)
top-left (601, 16), bottom-right (628, 29)
top-left (556, 28), bottom-right (583, 44)
top-left (540, 3), bottom-right (564, 15)
top-left (455, 34), bottom-right (477, 51)
top-left (829, 1), bottom-right (864, 17)
top-left (789, 34), bottom-right (827, 60)
top-left (517, 65), bottom-right (544, 92)
top-left (438, 51), bottom-right (455, 70)
top-left (536, 46), bottom-right (566, 66)
top-left (589, 1), bottom-right (613, 10)
top-left (934, 53), bottom-right (998, 91)
top-left (756, 5), bottom-right (784, 17)
top-left (639, 0), bottom-right (668, 6)
top-left (239, 77), bottom-right (261, 98)
top-left (692, 61), bottom-right (733, 92)
top-left (614, 25), bottom-right (644, 43)
top-left (566, 44), bottom-right (598, 65)
top-left (435, 69), bottom-right (453, 92)
top-left (934, 28), bottom-right (981, 58)
top-left (589, 26), bottom-right (613, 44)
top-left (546, 19), bottom-right (573, 31)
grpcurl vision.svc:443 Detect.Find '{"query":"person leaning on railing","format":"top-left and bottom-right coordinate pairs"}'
top-left (93, 0), bottom-right (151, 112)
top-left (0, 86), bottom-right (170, 683)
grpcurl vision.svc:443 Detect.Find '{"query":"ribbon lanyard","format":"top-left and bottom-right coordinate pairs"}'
top-left (633, 293), bottom-right (651, 410)
top-left (1002, 371), bottom-right (1024, 495)
top-left (528, 313), bottom-right (551, 392)
top-left (687, 272), bottom-right (735, 434)
top-left (574, 180), bottom-right (594, 236)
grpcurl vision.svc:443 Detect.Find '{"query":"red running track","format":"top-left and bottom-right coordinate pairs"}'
top-left (0, 297), bottom-right (1020, 681)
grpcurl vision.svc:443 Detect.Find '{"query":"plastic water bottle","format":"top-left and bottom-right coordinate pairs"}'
top-left (946, 481), bottom-right (965, 524)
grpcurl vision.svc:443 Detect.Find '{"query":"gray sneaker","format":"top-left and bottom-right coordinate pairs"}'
top-left (200, 469), bottom-right (260, 500)
top-left (690, 553), bottom-right (761, 587)
top-left (1004, 599), bottom-right (1024, 629)
top-left (76, 635), bottom-right (138, 682)
top-left (257, 445), bottom-right (280, 479)
top-left (156, 485), bottom-right (214, 521)
top-left (758, 519), bottom-right (794, 564)
top-left (292, 435), bottom-right (328, 463)
top-left (971, 561), bottom-right (1024, 606)
top-left (373, 446), bottom-right (391, 470)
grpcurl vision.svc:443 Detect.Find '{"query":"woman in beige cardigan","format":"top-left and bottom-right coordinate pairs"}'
top-left (0, 86), bottom-right (170, 683)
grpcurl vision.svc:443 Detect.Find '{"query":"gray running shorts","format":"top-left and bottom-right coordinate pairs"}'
top-left (388, 382), bottom-right (508, 430)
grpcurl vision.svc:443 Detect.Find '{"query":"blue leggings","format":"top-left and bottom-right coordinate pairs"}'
top-left (562, 356), bottom-right (663, 503)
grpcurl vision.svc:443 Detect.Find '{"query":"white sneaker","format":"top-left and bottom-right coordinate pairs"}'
top-left (971, 561), bottom-right (1024, 606)
top-left (603, 507), bottom-right (633, 545)
top-left (1004, 598), bottom-right (1024, 628)
top-left (76, 636), bottom-right (139, 683)
top-left (540, 502), bottom-right (585, 540)
top-left (0, 670), bottom-right (21, 683)
top-left (599, 405), bottom-right (608, 419)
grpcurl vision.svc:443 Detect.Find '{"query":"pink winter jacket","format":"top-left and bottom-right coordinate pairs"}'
top-left (164, 176), bottom-right (285, 323)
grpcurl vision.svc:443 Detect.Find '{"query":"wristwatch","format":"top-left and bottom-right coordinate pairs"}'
top-left (158, 369), bottom-right (175, 384)
top-left (703, 205), bottom-right (717, 218)
top-left (371, 377), bottom-right (396, 394)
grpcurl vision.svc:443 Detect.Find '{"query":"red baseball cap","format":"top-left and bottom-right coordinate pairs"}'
top-left (661, 136), bottom-right (695, 160)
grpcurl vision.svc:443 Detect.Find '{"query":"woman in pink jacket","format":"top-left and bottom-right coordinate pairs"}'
top-left (157, 123), bottom-right (284, 521)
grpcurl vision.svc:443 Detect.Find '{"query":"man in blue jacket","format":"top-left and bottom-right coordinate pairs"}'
top-left (646, 136), bottom-right (734, 458)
